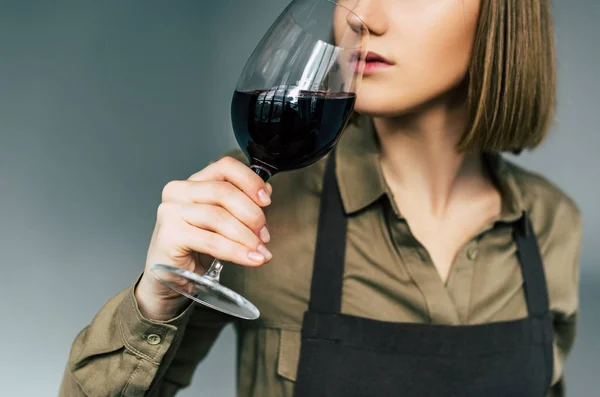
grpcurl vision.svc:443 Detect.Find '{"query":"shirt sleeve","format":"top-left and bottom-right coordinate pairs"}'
top-left (542, 197), bottom-right (584, 397)
top-left (59, 274), bottom-right (232, 396)
top-left (547, 313), bottom-right (578, 397)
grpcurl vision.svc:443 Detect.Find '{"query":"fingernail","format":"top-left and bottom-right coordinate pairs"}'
top-left (248, 251), bottom-right (265, 263)
top-left (258, 189), bottom-right (271, 205)
top-left (259, 225), bottom-right (270, 243)
top-left (266, 182), bottom-right (273, 195)
top-left (257, 244), bottom-right (273, 261)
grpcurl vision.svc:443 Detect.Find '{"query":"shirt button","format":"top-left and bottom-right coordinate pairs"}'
top-left (467, 247), bottom-right (479, 261)
top-left (146, 334), bottom-right (162, 345)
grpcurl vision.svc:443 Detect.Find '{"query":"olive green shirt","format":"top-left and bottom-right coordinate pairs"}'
top-left (60, 118), bottom-right (582, 397)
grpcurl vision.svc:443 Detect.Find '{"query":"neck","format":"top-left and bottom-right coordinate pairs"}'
top-left (374, 99), bottom-right (486, 218)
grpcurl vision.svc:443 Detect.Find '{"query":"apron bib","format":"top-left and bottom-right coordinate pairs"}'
top-left (293, 152), bottom-right (554, 397)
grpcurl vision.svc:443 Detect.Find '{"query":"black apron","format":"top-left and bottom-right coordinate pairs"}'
top-left (293, 152), bottom-right (554, 397)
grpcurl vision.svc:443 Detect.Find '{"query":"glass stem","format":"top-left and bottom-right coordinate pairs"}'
top-left (205, 258), bottom-right (223, 282)
top-left (250, 164), bottom-right (272, 181)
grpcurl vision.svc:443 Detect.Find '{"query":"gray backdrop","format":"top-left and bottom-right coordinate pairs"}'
top-left (0, 0), bottom-right (598, 395)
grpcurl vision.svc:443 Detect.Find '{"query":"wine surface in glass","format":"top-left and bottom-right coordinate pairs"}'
top-left (231, 86), bottom-right (356, 175)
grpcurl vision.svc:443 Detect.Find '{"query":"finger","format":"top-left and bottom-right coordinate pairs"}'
top-left (180, 204), bottom-right (270, 257)
top-left (180, 223), bottom-right (270, 267)
top-left (188, 156), bottom-right (271, 207)
top-left (162, 181), bottom-right (268, 237)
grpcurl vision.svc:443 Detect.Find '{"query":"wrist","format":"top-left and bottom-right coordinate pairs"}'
top-left (134, 277), bottom-right (190, 321)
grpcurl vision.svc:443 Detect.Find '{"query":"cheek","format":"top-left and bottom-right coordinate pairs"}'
top-left (356, 0), bottom-right (481, 116)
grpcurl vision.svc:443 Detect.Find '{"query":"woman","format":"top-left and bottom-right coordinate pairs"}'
top-left (60, 1), bottom-right (582, 396)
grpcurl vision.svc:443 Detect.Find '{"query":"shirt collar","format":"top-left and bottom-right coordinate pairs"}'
top-left (335, 117), bottom-right (388, 215)
top-left (335, 117), bottom-right (526, 223)
top-left (483, 152), bottom-right (527, 223)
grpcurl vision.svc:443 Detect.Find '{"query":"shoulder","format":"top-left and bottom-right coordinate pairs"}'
top-left (503, 158), bottom-right (581, 234)
top-left (502, 158), bottom-right (583, 318)
top-left (502, 158), bottom-right (583, 282)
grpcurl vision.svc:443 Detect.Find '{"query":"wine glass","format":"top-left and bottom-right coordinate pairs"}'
top-left (150, 0), bottom-right (368, 320)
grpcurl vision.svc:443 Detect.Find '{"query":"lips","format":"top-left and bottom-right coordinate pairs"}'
top-left (351, 50), bottom-right (394, 75)
top-left (356, 51), bottom-right (394, 75)
top-left (365, 51), bottom-right (394, 65)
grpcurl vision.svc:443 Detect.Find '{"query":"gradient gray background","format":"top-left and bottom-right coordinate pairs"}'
top-left (0, 0), bottom-right (598, 395)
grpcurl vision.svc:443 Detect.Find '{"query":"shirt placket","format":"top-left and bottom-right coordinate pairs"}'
top-left (445, 240), bottom-right (478, 324)
top-left (386, 210), bottom-right (462, 326)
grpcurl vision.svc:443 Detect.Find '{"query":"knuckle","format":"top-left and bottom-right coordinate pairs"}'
top-left (156, 222), bottom-right (180, 251)
top-left (244, 174), bottom-right (262, 190)
top-left (246, 233), bottom-right (262, 249)
top-left (232, 222), bottom-right (256, 245)
top-left (215, 180), bottom-right (236, 198)
top-left (156, 202), bottom-right (177, 220)
top-left (207, 205), bottom-right (228, 224)
top-left (218, 155), bottom-right (237, 168)
top-left (248, 208), bottom-right (266, 229)
top-left (199, 206), bottom-right (228, 237)
top-left (187, 167), bottom-right (206, 180)
top-left (223, 180), bottom-right (238, 193)
top-left (162, 180), bottom-right (184, 201)
top-left (201, 231), bottom-right (219, 255)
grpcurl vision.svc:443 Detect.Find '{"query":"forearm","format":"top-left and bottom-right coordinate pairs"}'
top-left (59, 279), bottom-right (194, 396)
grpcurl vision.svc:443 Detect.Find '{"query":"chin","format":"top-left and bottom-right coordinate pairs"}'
top-left (354, 91), bottom-right (414, 118)
top-left (353, 77), bottom-right (425, 117)
top-left (354, 79), bottom-right (467, 119)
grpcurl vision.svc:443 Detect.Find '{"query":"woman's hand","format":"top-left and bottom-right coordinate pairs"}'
top-left (135, 156), bottom-right (273, 321)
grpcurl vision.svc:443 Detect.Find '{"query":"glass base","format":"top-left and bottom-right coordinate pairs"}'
top-left (149, 263), bottom-right (260, 320)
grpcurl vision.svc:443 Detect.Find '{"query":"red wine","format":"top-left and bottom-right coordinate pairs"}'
top-left (231, 87), bottom-right (356, 176)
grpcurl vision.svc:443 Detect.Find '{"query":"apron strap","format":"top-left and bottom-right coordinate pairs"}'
top-left (308, 151), bottom-right (347, 314)
top-left (513, 214), bottom-right (551, 317)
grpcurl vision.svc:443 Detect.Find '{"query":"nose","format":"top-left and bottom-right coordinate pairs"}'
top-left (348, 0), bottom-right (388, 37)
top-left (346, 8), bottom-right (367, 36)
